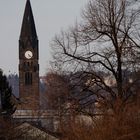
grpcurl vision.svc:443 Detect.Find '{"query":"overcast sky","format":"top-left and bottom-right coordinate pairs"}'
top-left (0, 0), bottom-right (87, 76)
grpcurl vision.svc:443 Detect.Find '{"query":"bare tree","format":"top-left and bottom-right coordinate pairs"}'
top-left (51, 0), bottom-right (140, 114)
top-left (45, 72), bottom-right (70, 110)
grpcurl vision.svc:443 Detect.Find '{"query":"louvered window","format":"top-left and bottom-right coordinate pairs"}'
top-left (25, 72), bottom-right (32, 85)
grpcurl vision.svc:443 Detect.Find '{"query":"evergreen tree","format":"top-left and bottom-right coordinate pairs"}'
top-left (0, 69), bottom-right (15, 115)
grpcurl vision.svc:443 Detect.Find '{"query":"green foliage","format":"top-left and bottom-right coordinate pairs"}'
top-left (0, 69), bottom-right (15, 115)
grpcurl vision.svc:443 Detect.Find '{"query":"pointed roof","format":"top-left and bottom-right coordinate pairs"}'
top-left (20, 0), bottom-right (37, 39)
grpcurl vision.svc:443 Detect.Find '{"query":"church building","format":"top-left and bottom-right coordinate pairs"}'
top-left (19, 0), bottom-right (39, 109)
top-left (12, 0), bottom-right (60, 134)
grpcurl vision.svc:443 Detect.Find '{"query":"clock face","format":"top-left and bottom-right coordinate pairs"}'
top-left (25, 50), bottom-right (33, 59)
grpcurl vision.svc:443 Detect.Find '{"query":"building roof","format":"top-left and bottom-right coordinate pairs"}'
top-left (20, 0), bottom-right (37, 40)
top-left (12, 122), bottom-right (59, 140)
top-left (12, 110), bottom-right (59, 119)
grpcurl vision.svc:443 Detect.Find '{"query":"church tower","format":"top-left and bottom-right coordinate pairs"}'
top-left (19, 0), bottom-right (39, 109)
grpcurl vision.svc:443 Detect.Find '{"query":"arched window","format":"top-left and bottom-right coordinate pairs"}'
top-left (25, 72), bottom-right (32, 85)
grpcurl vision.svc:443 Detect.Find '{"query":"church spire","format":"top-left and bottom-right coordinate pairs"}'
top-left (20, 0), bottom-right (37, 39)
top-left (19, 0), bottom-right (39, 109)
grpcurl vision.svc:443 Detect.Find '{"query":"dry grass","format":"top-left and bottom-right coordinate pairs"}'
top-left (60, 100), bottom-right (140, 140)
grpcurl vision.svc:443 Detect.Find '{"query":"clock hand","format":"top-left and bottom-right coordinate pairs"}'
top-left (28, 54), bottom-right (31, 57)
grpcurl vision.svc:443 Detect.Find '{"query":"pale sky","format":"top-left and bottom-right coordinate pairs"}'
top-left (0, 0), bottom-right (88, 76)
